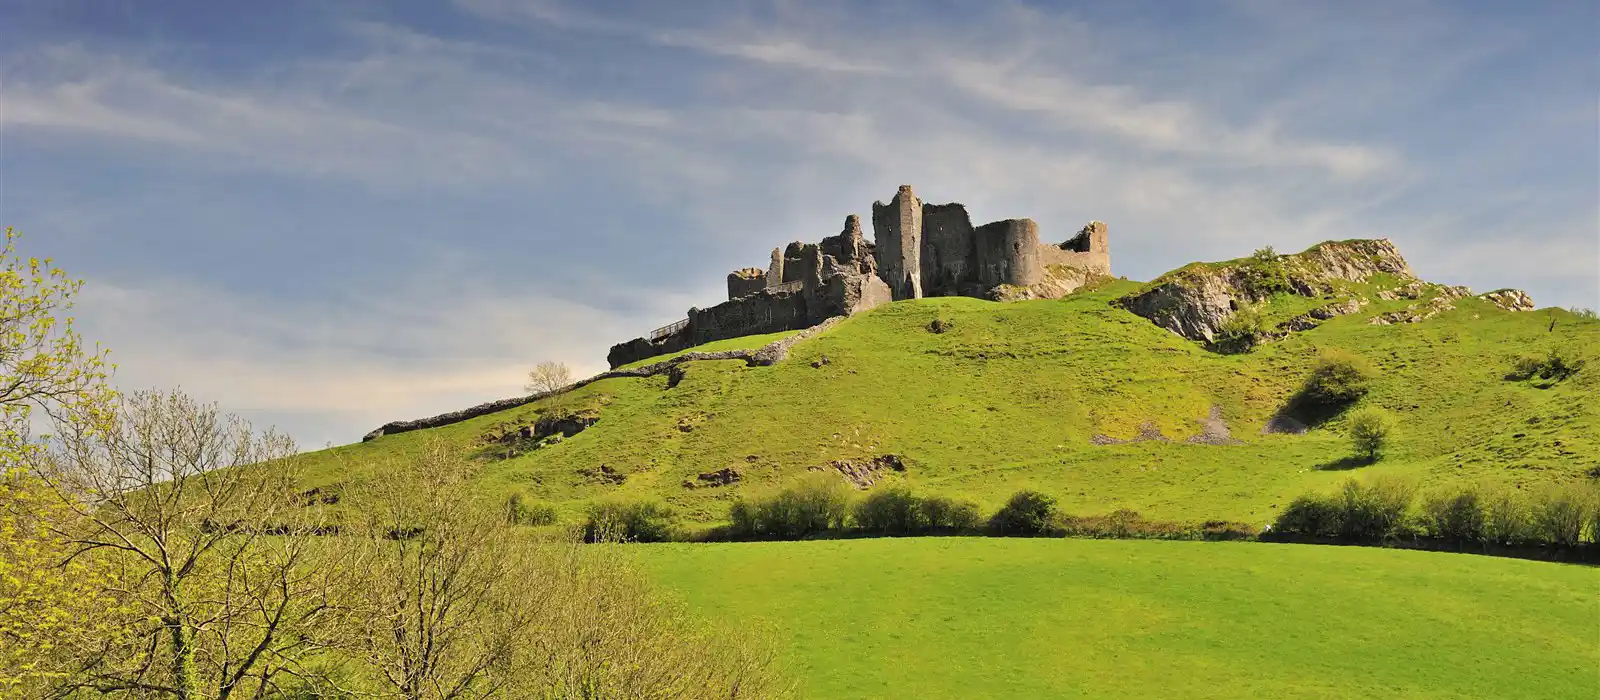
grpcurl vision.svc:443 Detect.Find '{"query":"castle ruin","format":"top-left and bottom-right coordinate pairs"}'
top-left (607, 185), bottom-right (1111, 368)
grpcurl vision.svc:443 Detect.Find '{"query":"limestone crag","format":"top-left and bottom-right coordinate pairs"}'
top-left (1480, 289), bottom-right (1536, 312)
top-left (1117, 239), bottom-right (1417, 343)
top-left (608, 185), bottom-right (1111, 368)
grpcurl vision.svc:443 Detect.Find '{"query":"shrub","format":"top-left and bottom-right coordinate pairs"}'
top-left (1346, 408), bottom-right (1392, 462)
top-left (917, 495), bottom-right (982, 534)
top-left (1570, 307), bottom-right (1597, 321)
top-left (1238, 246), bottom-right (1292, 296)
top-left (1213, 303), bottom-right (1267, 352)
top-left (1300, 349), bottom-right (1377, 405)
top-left (1273, 493), bottom-right (1344, 537)
top-left (1505, 347), bottom-right (1584, 382)
top-left (1482, 487), bottom-right (1530, 545)
top-left (727, 474), bottom-right (850, 540)
top-left (988, 490), bottom-right (1059, 537)
top-left (583, 500), bottom-right (677, 543)
top-left (853, 486), bottom-right (923, 536)
top-left (1337, 477), bottom-right (1415, 541)
top-left (506, 492), bottom-right (559, 526)
top-left (1419, 487), bottom-right (1485, 542)
top-left (1528, 483), bottom-right (1591, 547)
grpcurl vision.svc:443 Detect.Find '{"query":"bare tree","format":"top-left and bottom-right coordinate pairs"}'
top-left (524, 361), bottom-right (573, 396)
top-left (346, 439), bottom-right (793, 699)
top-left (348, 439), bottom-right (528, 699)
top-left (30, 389), bottom-right (348, 699)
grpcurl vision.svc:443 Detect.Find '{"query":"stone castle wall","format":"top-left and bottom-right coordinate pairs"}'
top-left (1037, 221), bottom-right (1111, 277)
top-left (608, 185), bottom-right (1111, 368)
top-left (974, 219), bottom-right (1043, 289)
top-left (872, 185), bottom-right (923, 300)
top-left (727, 267), bottom-right (767, 299)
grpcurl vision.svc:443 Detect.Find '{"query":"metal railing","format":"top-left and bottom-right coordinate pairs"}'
top-left (648, 318), bottom-right (689, 341)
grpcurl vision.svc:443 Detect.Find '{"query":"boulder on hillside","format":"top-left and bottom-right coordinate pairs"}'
top-left (1480, 289), bottom-right (1536, 312)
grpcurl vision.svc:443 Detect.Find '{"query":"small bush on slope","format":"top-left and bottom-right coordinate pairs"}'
top-left (729, 473), bottom-right (851, 540)
top-left (1301, 349), bottom-right (1377, 405)
top-left (1418, 486), bottom-right (1485, 542)
top-left (1506, 347), bottom-right (1585, 382)
top-left (988, 490), bottom-right (1060, 537)
top-left (505, 490), bottom-right (559, 526)
top-left (584, 500), bottom-right (678, 542)
top-left (1346, 408), bottom-right (1392, 462)
top-left (916, 495), bottom-right (983, 533)
top-left (1527, 483), bottom-right (1592, 547)
top-left (854, 485), bottom-right (924, 536)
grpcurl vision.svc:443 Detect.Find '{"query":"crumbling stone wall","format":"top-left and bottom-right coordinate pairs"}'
top-left (920, 203), bottom-right (977, 297)
top-left (766, 248), bottom-right (784, 289)
top-left (819, 215), bottom-right (876, 276)
top-left (872, 185), bottom-right (924, 300)
top-left (1038, 221), bottom-right (1111, 277)
top-left (727, 267), bottom-right (767, 300)
top-left (781, 242), bottom-right (808, 284)
top-left (974, 219), bottom-right (1043, 288)
top-left (690, 289), bottom-right (811, 345)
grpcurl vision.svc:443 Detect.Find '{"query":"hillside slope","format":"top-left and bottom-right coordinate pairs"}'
top-left (300, 243), bottom-right (1597, 528)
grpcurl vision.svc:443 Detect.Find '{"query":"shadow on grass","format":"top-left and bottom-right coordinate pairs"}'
top-left (1266, 388), bottom-right (1359, 435)
top-left (1315, 455), bottom-right (1375, 471)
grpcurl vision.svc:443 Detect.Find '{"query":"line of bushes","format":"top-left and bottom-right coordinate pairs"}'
top-left (1272, 477), bottom-right (1600, 550)
top-left (580, 476), bottom-right (1254, 544)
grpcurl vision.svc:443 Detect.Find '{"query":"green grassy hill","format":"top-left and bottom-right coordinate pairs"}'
top-left (639, 538), bottom-right (1599, 699)
top-left (301, 267), bottom-right (1597, 529)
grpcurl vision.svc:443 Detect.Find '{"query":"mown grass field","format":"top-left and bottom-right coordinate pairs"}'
top-left (639, 538), bottom-right (1599, 700)
top-left (300, 275), bottom-right (1597, 530)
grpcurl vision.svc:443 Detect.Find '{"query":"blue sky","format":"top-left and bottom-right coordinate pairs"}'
top-left (1, 0), bottom-right (1595, 449)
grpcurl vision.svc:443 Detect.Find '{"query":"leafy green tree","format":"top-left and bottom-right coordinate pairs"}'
top-left (1302, 349), bottom-right (1377, 405)
top-left (1347, 408), bottom-right (1392, 462)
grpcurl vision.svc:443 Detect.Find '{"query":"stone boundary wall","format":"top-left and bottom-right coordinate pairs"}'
top-left (362, 317), bottom-right (845, 442)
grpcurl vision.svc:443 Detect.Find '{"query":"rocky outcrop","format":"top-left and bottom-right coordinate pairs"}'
top-left (1480, 289), bottom-right (1535, 312)
top-left (1117, 239), bottom-right (1416, 343)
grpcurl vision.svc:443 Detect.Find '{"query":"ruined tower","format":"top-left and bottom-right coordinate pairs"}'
top-left (872, 185), bottom-right (924, 300)
top-left (765, 247), bottom-right (785, 289)
top-left (974, 219), bottom-right (1043, 288)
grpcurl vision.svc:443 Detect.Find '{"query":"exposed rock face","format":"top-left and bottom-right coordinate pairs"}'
top-left (1296, 238), bottom-right (1414, 283)
top-left (809, 454), bottom-right (907, 489)
top-left (1116, 269), bottom-right (1240, 342)
top-left (684, 467), bottom-right (742, 488)
top-left (1481, 289), bottom-right (1536, 312)
top-left (1118, 239), bottom-right (1416, 343)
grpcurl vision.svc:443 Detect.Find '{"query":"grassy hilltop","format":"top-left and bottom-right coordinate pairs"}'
top-left (299, 252), bottom-right (1598, 530)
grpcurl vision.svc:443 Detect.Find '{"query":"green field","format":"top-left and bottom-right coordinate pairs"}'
top-left (639, 538), bottom-right (1599, 699)
top-left (304, 276), bottom-right (1597, 530)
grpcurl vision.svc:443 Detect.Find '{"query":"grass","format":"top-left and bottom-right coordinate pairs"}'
top-left (638, 538), bottom-right (1599, 699)
top-left (298, 275), bottom-right (1599, 530)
